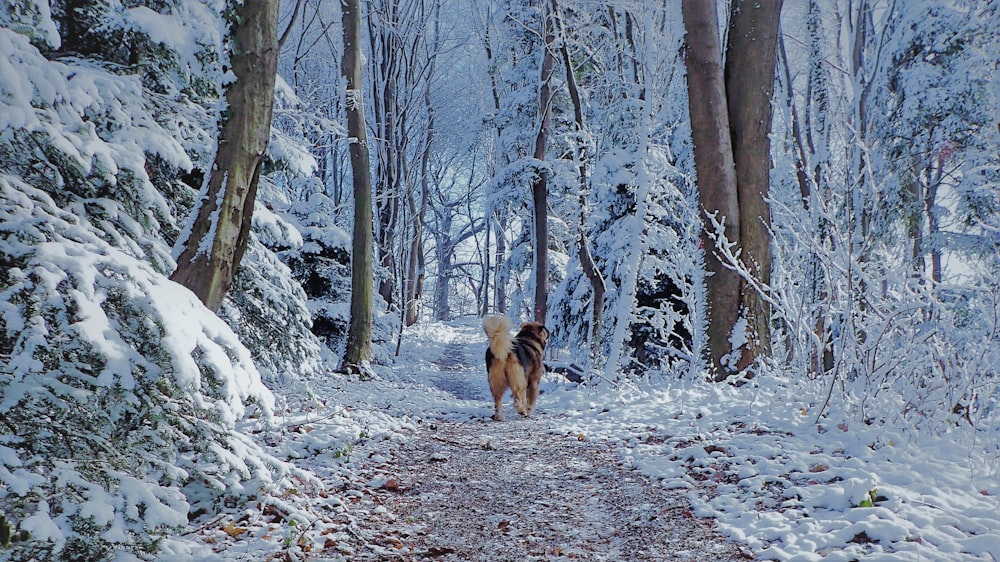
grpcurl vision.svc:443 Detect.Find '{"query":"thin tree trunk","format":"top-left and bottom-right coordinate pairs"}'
top-left (927, 165), bottom-right (943, 284)
top-left (779, 0), bottom-right (833, 376)
top-left (405, 0), bottom-right (438, 326)
top-left (681, 0), bottom-right (741, 380)
top-left (277, 0), bottom-right (303, 50)
top-left (341, 0), bottom-right (374, 372)
top-left (531, 1), bottom-right (555, 324)
top-left (369, 1), bottom-right (401, 310)
top-left (493, 213), bottom-right (508, 314)
top-left (725, 0), bottom-right (783, 371)
top-left (172, 0), bottom-right (279, 312)
top-left (553, 0), bottom-right (604, 358)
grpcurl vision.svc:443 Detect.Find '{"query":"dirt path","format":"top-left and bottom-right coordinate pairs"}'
top-left (355, 417), bottom-right (752, 561)
top-left (307, 324), bottom-right (750, 561)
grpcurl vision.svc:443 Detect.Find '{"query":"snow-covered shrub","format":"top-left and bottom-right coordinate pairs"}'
top-left (0, 179), bottom-right (284, 560)
top-left (278, 194), bottom-right (353, 353)
top-left (0, 13), bottom-right (311, 559)
top-left (0, 0), bottom-right (60, 49)
top-left (549, 144), bottom-right (697, 376)
top-left (222, 232), bottom-right (322, 386)
top-left (274, 194), bottom-right (397, 366)
top-left (753, 172), bottom-right (1000, 437)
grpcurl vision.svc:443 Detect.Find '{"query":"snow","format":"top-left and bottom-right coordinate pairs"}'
top-left (536, 370), bottom-right (1000, 560)
top-left (2, 1), bottom-right (998, 559)
top-left (146, 318), bottom-right (1000, 560)
top-left (20, 502), bottom-right (63, 548)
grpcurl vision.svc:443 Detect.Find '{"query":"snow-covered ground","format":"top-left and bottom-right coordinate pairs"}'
top-left (175, 318), bottom-right (1000, 561)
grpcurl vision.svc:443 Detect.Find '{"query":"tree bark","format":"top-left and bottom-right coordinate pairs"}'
top-left (531, 1), bottom-right (555, 324)
top-left (553, 0), bottom-right (605, 359)
top-left (404, 0), bottom-right (438, 326)
top-left (725, 0), bottom-right (783, 371)
top-left (171, 0), bottom-right (279, 313)
top-left (372, 3), bottom-right (400, 310)
top-left (341, 0), bottom-right (374, 372)
top-left (493, 213), bottom-right (508, 314)
top-left (681, 0), bottom-right (742, 380)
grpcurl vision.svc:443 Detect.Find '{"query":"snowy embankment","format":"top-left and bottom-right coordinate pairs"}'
top-left (180, 319), bottom-right (999, 561)
top-left (545, 373), bottom-right (1000, 561)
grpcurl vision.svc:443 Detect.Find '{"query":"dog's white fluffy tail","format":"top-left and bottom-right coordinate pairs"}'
top-left (483, 315), bottom-right (514, 360)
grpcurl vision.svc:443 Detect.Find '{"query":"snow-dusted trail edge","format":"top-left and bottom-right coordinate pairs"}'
top-left (179, 319), bottom-right (1000, 561)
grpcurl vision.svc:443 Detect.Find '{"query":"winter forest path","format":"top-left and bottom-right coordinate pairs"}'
top-left (332, 321), bottom-right (751, 561)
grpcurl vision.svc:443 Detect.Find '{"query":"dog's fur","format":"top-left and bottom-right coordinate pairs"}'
top-left (483, 315), bottom-right (549, 421)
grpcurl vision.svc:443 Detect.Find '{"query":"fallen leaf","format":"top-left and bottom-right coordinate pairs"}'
top-left (704, 444), bottom-right (727, 455)
top-left (223, 521), bottom-right (247, 538)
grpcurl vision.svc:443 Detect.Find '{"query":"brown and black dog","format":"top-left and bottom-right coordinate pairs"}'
top-left (483, 315), bottom-right (549, 421)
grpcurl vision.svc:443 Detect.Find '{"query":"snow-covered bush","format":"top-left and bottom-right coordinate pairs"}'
top-left (222, 232), bottom-right (322, 386)
top-left (0, 8), bottom-right (316, 558)
top-left (0, 179), bottom-right (284, 560)
top-left (273, 193), bottom-right (397, 367)
top-left (763, 197), bottom-right (1000, 437)
top-left (280, 194), bottom-right (354, 353)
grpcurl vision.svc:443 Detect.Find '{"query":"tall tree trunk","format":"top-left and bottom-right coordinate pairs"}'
top-left (404, 184), bottom-right (427, 326)
top-left (171, 0), bottom-right (279, 312)
top-left (681, 0), bottom-right (741, 380)
top-left (926, 159), bottom-right (943, 284)
top-left (481, 212), bottom-right (492, 316)
top-left (725, 0), bottom-right (783, 371)
top-left (493, 213), bottom-right (509, 314)
top-left (531, 1), bottom-right (555, 324)
top-left (373, 11), bottom-right (400, 310)
top-left (341, 0), bottom-right (374, 372)
top-left (553, 0), bottom-right (605, 359)
top-left (404, 0), bottom-right (438, 326)
top-left (433, 211), bottom-right (454, 321)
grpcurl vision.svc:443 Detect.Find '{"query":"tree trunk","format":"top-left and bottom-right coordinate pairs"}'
top-left (681, 0), bottom-right (742, 380)
top-left (368, 0), bottom-right (403, 311)
top-left (553, 0), bottom-right (605, 360)
top-left (779, 0), bottom-right (833, 376)
top-left (404, 184), bottom-right (427, 326)
top-left (531, 1), bottom-right (555, 324)
top-left (405, 0), bottom-right (438, 326)
top-left (493, 213), bottom-right (509, 314)
top-left (171, 0), bottom-right (279, 313)
top-left (341, 0), bottom-right (374, 372)
top-left (725, 0), bottom-right (783, 371)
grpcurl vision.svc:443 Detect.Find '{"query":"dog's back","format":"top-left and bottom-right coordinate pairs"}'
top-left (483, 315), bottom-right (513, 363)
top-left (483, 315), bottom-right (524, 421)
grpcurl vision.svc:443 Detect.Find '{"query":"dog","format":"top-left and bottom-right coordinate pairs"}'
top-left (482, 315), bottom-right (549, 421)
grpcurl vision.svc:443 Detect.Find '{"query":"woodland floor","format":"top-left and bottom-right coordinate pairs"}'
top-left (282, 339), bottom-right (753, 561)
top-left (336, 417), bottom-right (754, 561)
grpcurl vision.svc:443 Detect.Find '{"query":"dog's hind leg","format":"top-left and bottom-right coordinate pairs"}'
top-left (488, 368), bottom-right (506, 421)
top-left (509, 367), bottom-right (529, 416)
top-left (526, 377), bottom-right (540, 415)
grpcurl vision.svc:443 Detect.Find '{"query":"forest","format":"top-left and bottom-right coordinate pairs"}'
top-left (0, 0), bottom-right (998, 560)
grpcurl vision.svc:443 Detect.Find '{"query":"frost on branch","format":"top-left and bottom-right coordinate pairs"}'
top-left (345, 88), bottom-right (364, 112)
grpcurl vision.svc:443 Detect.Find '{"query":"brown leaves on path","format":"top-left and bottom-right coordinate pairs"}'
top-left (329, 416), bottom-right (751, 561)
